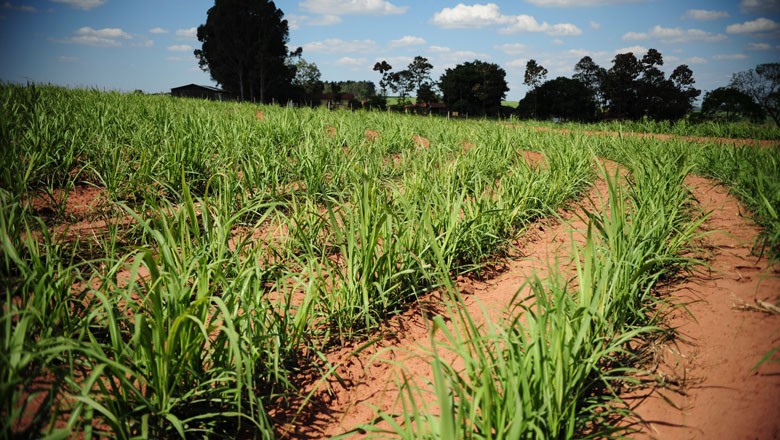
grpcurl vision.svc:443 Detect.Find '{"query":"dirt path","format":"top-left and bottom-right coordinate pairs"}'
top-left (281, 161), bottom-right (780, 439)
top-left (628, 176), bottom-right (780, 438)
top-left (526, 125), bottom-right (780, 148)
top-left (279, 161), bottom-right (618, 438)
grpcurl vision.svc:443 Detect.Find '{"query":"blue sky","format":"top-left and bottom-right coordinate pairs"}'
top-left (1, 0), bottom-right (778, 101)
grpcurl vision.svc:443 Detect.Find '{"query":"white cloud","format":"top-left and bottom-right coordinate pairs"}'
top-left (740, 0), bottom-right (780, 14)
top-left (166, 56), bottom-right (191, 62)
top-left (507, 58), bottom-right (528, 69)
top-left (683, 9), bottom-right (729, 20)
top-left (57, 55), bottom-right (78, 63)
top-left (287, 13), bottom-right (341, 28)
top-left (712, 53), bottom-right (748, 61)
top-left (622, 25), bottom-right (726, 43)
top-left (133, 38), bottom-right (154, 48)
top-left (308, 14), bottom-right (341, 25)
top-left (687, 56), bottom-right (707, 64)
top-left (425, 46), bottom-right (491, 69)
top-left (335, 57), bottom-right (368, 67)
top-left (54, 26), bottom-right (132, 47)
top-left (175, 27), bottom-right (197, 39)
top-left (615, 45), bottom-right (648, 54)
top-left (552, 38), bottom-right (564, 45)
top-left (590, 21), bottom-right (600, 30)
top-left (495, 43), bottom-right (526, 55)
top-left (524, 0), bottom-right (644, 5)
top-left (287, 14), bottom-right (304, 30)
top-left (726, 18), bottom-right (779, 34)
top-left (431, 3), bottom-right (508, 28)
top-left (428, 45), bottom-right (451, 53)
top-left (431, 3), bottom-right (580, 36)
top-left (149, 27), bottom-right (169, 34)
top-left (623, 31), bottom-right (647, 40)
top-left (389, 35), bottom-right (426, 47)
top-left (300, 0), bottom-right (407, 15)
top-left (3, 2), bottom-right (37, 12)
top-left (539, 22), bottom-right (582, 36)
top-left (303, 38), bottom-right (378, 53)
top-left (167, 44), bottom-right (192, 52)
top-left (50, 0), bottom-right (104, 10)
top-left (748, 42), bottom-right (771, 50)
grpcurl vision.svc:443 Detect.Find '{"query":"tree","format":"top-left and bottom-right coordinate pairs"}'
top-left (325, 81), bottom-right (342, 102)
top-left (702, 87), bottom-right (766, 122)
top-left (386, 70), bottom-right (415, 106)
top-left (730, 63), bottom-right (780, 125)
top-left (335, 81), bottom-right (377, 101)
top-left (573, 56), bottom-right (606, 108)
top-left (373, 60), bottom-right (393, 98)
top-left (604, 52), bottom-right (643, 119)
top-left (195, 0), bottom-right (294, 102)
top-left (517, 77), bottom-right (597, 121)
top-left (439, 60), bottom-right (508, 117)
top-left (416, 82), bottom-right (439, 105)
top-left (523, 59), bottom-right (548, 118)
top-left (523, 59), bottom-right (548, 90)
top-left (638, 49), bottom-right (666, 117)
top-left (407, 56), bottom-right (433, 95)
top-left (291, 57), bottom-right (323, 99)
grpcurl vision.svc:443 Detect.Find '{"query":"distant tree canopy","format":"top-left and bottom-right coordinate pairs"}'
top-left (701, 87), bottom-right (766, 122)
top-left (517, 48), bottom-right (700, 122)
top-left (291, 57), bottom-right (323, 98)
top-left (195, 0), bottom-right (295, 103)
top-left (439, 60), bottom-right (509, 117)
top-left (374, 56), bottom-right (434, 106)
top-left (517, 77), bottom-right (596, 122)
top-left (730, 63), bottom-right (780, 125)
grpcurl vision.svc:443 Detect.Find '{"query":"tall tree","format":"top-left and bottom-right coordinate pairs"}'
top-left (386, 70), bottom-right (415, 105)
top-left (517, 77), bottom-right (596, 121)
top-left (439, 60), bottom-right (508, 116)
top-left (195, 0), bottom-right (294, 102)
top-left (702, 87), bottom-right (766, 122)
top-left (604, 52), bottom-right (643, 119)
top-left (523, 59), bottom-right (548, 90)
top-left (407, 56), bottom-right (434, 95)
top-left (373, 60), bottom-right (393, 98)
top-left (523, 59), bottom-right (548, 117)
top-left (652, 64), bottom-right (700, 121)
top-left (638, 49), bottom-right (666, 117)
top-left (573, 56), bottom-right (606, 107)
top-left (416, 82), bottom-right (439, 105)
top-left (291, 57), bottom-right (323, 98)
top-left (730, 63), bottom-right (780, 125)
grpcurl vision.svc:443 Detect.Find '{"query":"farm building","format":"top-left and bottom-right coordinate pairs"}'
top-left (403, 102), bottom-right (448, 116)
top-left (170, 84), bottom-right (232, 101)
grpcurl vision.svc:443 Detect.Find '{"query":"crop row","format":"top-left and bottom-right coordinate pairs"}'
top-left (1, 84), bottom-right (778, 438)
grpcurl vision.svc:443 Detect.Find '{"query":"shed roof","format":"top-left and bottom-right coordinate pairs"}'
top-left (171, 84), bottom-right (226, 93)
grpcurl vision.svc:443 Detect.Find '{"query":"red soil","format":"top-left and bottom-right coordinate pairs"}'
top-left (277, 159), bottom-right (779, 439)
top-left (528, 125), bottom-right (780, 148)
top-left (278, 160), bottom-right (617, 438)
top-left (626, 177), bottom-right (780, 439)
top-left (20, 137), bottom-right (779, 438)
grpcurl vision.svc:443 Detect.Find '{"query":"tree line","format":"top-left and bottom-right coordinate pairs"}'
top-left (194, 0), bottom-right (779, 124)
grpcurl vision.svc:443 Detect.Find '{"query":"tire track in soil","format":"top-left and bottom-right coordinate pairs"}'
top-left (627, 176), bottom-right (780, 439)
top-left (277, 159), bottom-right (620, 439)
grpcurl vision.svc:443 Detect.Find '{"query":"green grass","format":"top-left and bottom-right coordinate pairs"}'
top-left (2, 83), bottom-right (778, 438)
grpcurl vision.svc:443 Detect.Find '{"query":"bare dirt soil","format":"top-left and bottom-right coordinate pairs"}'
top-left (26, 140), bottom-right (779, 439)
top-left (277, 157), bottom-right (780, 438)
top-left (527, 125), bottom-right (780, 148)
top-left (625, 176), bottom-right (780, 439)
top-left (278, 159), bottom-right (619, 438)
